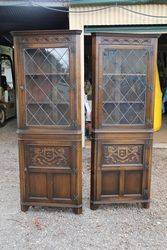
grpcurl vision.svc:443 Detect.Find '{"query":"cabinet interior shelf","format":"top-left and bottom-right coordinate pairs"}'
top-left (103, 101), bottom-right (145, 104)
top-left (103, 73), bottom-right (146, 76)
top-left (25, 73), bottom-right (69, 76)
top-left (27, 102), bottom-right (69, 105)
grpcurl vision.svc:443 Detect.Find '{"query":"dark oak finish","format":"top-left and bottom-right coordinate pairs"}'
top-left (91, 33), bottom-right (158, 209)
top-left (12, 30), bottom-right (82, 214)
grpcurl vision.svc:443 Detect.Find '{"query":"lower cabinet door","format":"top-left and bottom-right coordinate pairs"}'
top-left (101, 169), bottom-right (145, 199)
top-left (26, 172), bottom-right (75, 204)
top-left (19, 139), bottom-right (82, 208)
top-left (91, 137), bottom-right (152, 204)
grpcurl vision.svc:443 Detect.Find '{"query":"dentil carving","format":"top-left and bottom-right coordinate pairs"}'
top-left (103, 145), bottom-right (143, 164)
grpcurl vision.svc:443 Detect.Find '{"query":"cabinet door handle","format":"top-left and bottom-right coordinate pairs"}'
top-left (20, 85), bottom-right (25, 91)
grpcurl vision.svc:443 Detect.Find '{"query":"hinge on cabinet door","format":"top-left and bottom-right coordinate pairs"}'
top-left (146, 118), bottom-right (152, 127)
top-left (71, 167), bottom-right (77, 175)
top-left (148, 85), bottom-right (153, 92)
top-left (72, 194), bottom-right (78, 202)
top-left (70, 84), bottom-right (76, 91)
top-left (72, 120), bottom-right (77, 128)
top-left (145, 140), bottom-right (152, 149)
top-left (143, 189), bottom-right (148, 199)
top-left (149, 47), bottom-right (154, 56)
top-left (24, 167), bottom-right (27, 172)
top-left (144, 163), bottom-right (149, 170)
top-left (20, 84), bottom-right (26, 91)
top-left (70, 46), bottom-right (76, 54)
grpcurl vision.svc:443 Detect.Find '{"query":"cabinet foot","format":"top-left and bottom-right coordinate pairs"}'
top-left (90, 203), bottom-right (99, 210)
top-left (142, 202), bottom-right (150, 209)
top-left (73, 207), bottom-right (82, 214)
top-left (21, 205), bottom-right (29, 212)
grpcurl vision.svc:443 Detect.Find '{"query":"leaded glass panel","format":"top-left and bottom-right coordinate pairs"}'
top-left (24, 48), bottom-right (71, 126)
top-left (102, 49), bottom-right (148, 125)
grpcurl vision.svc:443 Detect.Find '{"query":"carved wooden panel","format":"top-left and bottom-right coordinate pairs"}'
top-left (103, 144), bottom-right (143, 165)
top-left (20, 36), bottom-right (72, 44)
top-left (101, 37), bottom-right (152, 46)
top-left (27, 145), bottom-right (70, 168)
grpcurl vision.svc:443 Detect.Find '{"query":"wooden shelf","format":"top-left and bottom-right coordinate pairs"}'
top-left (27, 102), bottom-right (69, 105)
top-left (25, 73), bottom-right (69, 76)
top-left (103, 73), bottom-right (146, 76)
top-left (103, 101), bottom-right (145, 104)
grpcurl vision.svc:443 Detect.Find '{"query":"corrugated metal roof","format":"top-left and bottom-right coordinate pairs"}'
top-left (0, 0), bottom-right (69, 7)
top-left (0, 6), bottom-right (68, 34)
top-left (70, 0), bottom-right (167, 5)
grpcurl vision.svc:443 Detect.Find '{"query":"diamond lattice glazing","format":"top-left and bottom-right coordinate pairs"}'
top-left (24, 48), bottom-right (71, 126)
top-left (102, 49), bottom-right (148, 125)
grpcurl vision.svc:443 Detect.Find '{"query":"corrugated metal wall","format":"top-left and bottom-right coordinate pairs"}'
top-left (69, 4), bottom-right (167, 146)
top-left (69, 4), bottom-right (167, 29)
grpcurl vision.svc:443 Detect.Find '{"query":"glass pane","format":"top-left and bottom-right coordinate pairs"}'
top-left (24, 48), bottom-right (71, 126)
top-left (1, 59), bottom-right (13, 88)
top-left (1, 57), bottom-right (15, 102)
top-left (102, 49), bottom-right (148, 125)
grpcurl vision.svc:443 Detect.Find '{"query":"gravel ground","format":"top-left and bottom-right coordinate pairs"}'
top-left (0, 119), bottom-right (167, 250)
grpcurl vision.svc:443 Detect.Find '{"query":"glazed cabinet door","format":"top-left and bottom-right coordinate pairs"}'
top-left (92, 36), bottom-right (157, 130)
top-left (14, 32), bottom-right (81, 130)
top-left (13, 31), bottom-right (82, 214)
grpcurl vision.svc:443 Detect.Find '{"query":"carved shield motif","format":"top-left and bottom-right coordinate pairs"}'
top-left (27, 145), bottom-right (70, 168)
top-left (103, 145), bottom-right (143, 164)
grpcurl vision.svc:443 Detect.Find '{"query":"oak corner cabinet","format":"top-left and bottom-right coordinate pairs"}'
top-left (12, 30), bottom-right (82, 214)
top-left (91, 33), bottom-right (158, 209)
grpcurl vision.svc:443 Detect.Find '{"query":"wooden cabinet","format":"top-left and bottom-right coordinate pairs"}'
top-left (91, 33), bottom-right (158, 209)
top-left (12, 30), bottom-right (82, 214)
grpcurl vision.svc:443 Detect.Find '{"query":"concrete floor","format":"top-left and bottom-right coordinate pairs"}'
top-left (154, 114), bottom-right (167, 144)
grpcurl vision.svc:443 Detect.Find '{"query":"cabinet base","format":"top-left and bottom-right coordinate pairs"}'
top-left (90, 200), bottom-right (150, 209)
top-left (73, 207), bottom-right (82, 214)
top-left (21, 205), bottom-right (29, 212)
top-left (90, 203), bottom-right (99, 210)
top-left (142, 202), bottom-right (150, 209)
top-left (21, 203), bottom-right (82, 214)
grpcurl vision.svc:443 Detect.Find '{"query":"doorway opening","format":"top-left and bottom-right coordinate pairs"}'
top-left (154, 34), bottom-right (167, 144)
top-left (0, 5), bottom-right (68, 129)
top-left (84, 35), bottom-right (92, 149)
